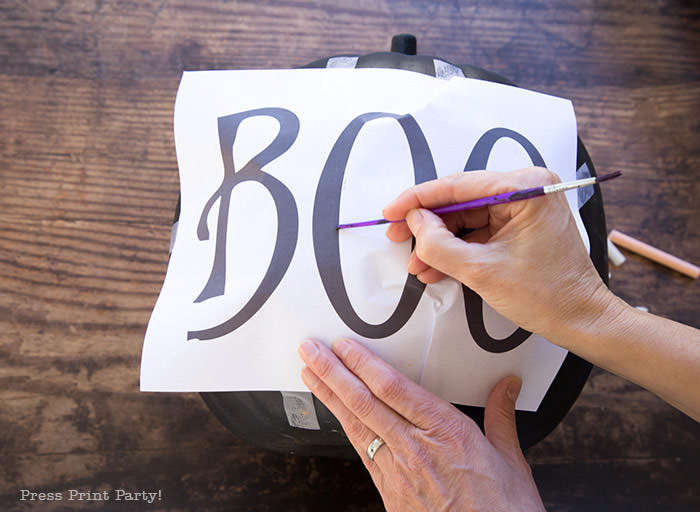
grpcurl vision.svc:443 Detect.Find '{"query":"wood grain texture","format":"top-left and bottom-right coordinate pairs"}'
top-left (0, 0), bottom-right (698, 510)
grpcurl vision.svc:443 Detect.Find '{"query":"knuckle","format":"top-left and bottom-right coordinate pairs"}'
top-left (414, 235), bottom-right (439, 264)
top-left (312, 353), bottom-right (335, 379)
top-left (533, 166), bottom-right (560, 185)
top-left (416, 402), bottom-right (461, 436)
top-left (376, 373), bottom-right (407, 404)
top-left (346, 347), bottom-right (371, 373)
top-left (346, 387), bottom-right (376, 419)
top-left (310, 378), bottom-right (334, 403)
top-left (344, 416), bottom-right (369, 440)
top-left (433, 416), bottom-right (471, 443)
top-left (414, 400), bottom-right (444, 425)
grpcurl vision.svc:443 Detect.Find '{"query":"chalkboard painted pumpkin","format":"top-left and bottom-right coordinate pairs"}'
top-left (184, 34), bottom-right (606, 458)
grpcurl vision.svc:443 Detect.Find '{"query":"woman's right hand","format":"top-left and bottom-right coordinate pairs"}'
top-left (384, 166), bottom-right (700, 421)
top-left (382, 167), bottom-right (617, 345)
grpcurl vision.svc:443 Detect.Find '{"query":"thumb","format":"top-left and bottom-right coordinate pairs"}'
top-left (405, 208), bottom-right (484, 282)
top-left (484, 376), bottom-right (524, 461)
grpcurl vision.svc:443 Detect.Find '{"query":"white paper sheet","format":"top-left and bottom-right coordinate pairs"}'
top-left (140, 68), bottom-right (584, 411)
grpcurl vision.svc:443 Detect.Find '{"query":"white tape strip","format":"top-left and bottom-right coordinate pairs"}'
top-left (280, 391), bottom-right (321, 430)
top-left (576, 163), bottom-right (594, 209)
top-left (326, 56), bottom-right (359, 68)
top-left (433, 59), bottom-right (465, 80)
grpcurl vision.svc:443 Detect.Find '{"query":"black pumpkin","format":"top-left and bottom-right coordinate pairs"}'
top-left (192, 34), bottom-right (607, 458)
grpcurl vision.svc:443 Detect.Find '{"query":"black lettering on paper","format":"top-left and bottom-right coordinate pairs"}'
top-left (188, 108), bottom-right (300, 341)
top-left (312, 113), bottom-right (437, 338)
top-left (461, 128), bottom-right (545, 352)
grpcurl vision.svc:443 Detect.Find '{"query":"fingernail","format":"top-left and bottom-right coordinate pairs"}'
top-left (406, 209), bottom-right (424, 230)
top-left (298, 340), bottom-right (318, 360)
top-left (332, 338), bottom-right (350, 359)
top-left (507, 377), bottom-right (522, 402)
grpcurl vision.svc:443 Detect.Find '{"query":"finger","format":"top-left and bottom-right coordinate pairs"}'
top-left (416, 266), bottom-right (447, 284)
top-left (484, 375), bottom-right (524, 463)
top-left (383, 171), bottom-right (479, 220)
top-left (407, 250), bottom-right (430, 275)
top-left (385, 206), bottom-right (489, 243)
top-left (385, 218), bottom-right (413, 242)
top-left (300, 365), bottom-right (393, 472)
top-left (405, 208), bottom-right (489, 284)
top-left (406, 251), bottom-right (448, 283)
top-left (298, 339), bottom-right (407, 447)
top-left (383, 167), bottom-right (559, 221)
top-left (330, 337), bottom-right (456, 431)
top-left (407, 251), bottom-right (448, 283)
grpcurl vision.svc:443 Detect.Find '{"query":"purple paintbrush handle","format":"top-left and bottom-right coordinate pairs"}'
top-left (336, 186), bottom-right (545, 229)
top-left (430, 186), bottom-right (545, 214)
top-left (336, 170), bottom-right (621, 229)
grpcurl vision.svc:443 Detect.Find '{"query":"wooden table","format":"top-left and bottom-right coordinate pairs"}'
top-left (1, 1), bottom-right (698, 510)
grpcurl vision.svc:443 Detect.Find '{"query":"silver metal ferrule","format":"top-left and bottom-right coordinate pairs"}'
top-left (543, 176), bottom-right (597, 195)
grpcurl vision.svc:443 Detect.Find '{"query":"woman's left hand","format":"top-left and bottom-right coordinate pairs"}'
top-left (298, 338), bottom-right (545, 512)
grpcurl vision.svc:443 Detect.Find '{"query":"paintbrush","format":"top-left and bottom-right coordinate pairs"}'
top-left (336, 170), bottom-right (622, 229)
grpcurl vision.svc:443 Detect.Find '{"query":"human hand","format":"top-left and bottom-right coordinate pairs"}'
top-left (298, 337), bottom-right (545, 512)
top-left (382, 167), bottom-right (614, 345)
